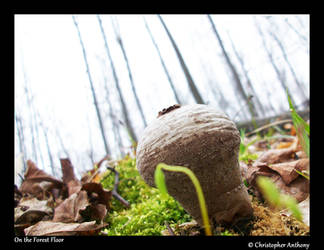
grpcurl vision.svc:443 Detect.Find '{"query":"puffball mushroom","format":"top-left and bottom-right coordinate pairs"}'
top-left (136, 104), bottom-right (253, 226)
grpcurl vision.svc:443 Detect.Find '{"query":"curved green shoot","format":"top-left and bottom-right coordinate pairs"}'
top-left (155, 163), bottom-right (212, 236)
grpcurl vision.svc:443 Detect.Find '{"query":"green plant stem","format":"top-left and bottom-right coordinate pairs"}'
top-left (156, 163), bottom-right (212, 236)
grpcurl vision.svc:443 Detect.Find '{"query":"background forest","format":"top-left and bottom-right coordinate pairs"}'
top-left (14, 14), bottom-right (309, 184)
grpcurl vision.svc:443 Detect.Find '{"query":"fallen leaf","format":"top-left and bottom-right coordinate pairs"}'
top-left (267, 159), bottom-right (309, 185)
top-left (246, 162), bottom-right (278, 186)
top-left (53, 190), bottom-right (89, 223)
top-left (60, 158), bottom-right (82, 196)
top-left (24, 220), bottom-right (108, 236)
top-left (15, 199), bottom-right (52, 225)
top-left (244, 161), bottom-right (309, 203)
top-left (79, 203), bottom-right (107, 222)
top-left (273, 176), bottom-right (309, 203)
top-left (81, 182), bottom-right (112, 209)
top-left (257, 147), bottom-right (296, 165)
top-left (19, 160), bottom-right (63, 199)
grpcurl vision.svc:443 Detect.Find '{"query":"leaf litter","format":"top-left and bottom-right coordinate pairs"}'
top-left (14, 156), bottom-right (122, 236)
top-left (240, 123), bottom-right (309, 230)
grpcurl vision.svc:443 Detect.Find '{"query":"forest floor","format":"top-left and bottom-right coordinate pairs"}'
top-left (14, 119), bottom-right (309, 236)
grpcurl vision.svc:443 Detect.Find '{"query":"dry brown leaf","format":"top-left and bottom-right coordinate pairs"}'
top-left (273, 176), bottom-right (309, 203)
top-left (15, 197), bottom-right (53, 224)
top-left (81, 182), bottom-right (112, 209)
top-left (245, 162), bottom-right (278, 186)
top-left (19, 160), bottom-right (63, 199)
top-left (53, 190), bottom-right (89, 223)
top-left (79, 203), bottom-right (107, 222)
top-left (24, 220), bottom-right (108, 236)
top-left (257, 147), bottom-right (296, 165)
top-left (60, 158), bottom-right (82, 196)
top-left (244, 160), bottom-right (309, 203)
top-left (52, 182), bottom-right (111, 224)
top-left (267, 159), bottom-right (309, 185)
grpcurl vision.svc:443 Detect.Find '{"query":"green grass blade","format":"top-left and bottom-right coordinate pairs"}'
top-left (287, 90), bottom-right (310, 158)
top-left (257, 176), bottom-right (281, 207)
top-left (281, 194), bottom-right (303, 221)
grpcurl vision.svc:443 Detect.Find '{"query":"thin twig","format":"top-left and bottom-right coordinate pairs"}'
top-left (106, 166), bottom-right (130, 208)
top-left (164, 221), bottom-right (175, 236)
top-left (245, 119), bottom-right (292, 136)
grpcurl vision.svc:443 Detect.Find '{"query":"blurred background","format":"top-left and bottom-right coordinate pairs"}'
top-left (14, 14), bottom-right (309, 184)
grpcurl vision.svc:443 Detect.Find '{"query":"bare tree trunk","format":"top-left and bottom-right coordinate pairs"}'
top-left (20, 52), bottom-right (38, 164)
top-left (15, 112), bottom-right (27, 174)
top-left (73, 15), bottom-right (111, 156)
top-left (284, 18), bottom-right (308, 45)
top-left (111, 17), bottom-right (147, 127)
top-left (200, 63), bottom-right (230, 113)
top-left (100, 59), bottom-right (124, 157)
top-left (97, 15), bottom-right (138, 142)
top-left (158, 15), bottom-right (204, 104)
top-left (54, 126), bottom-right (70, 159)
top-left (143, 17), bottom-right (182, 104)
top-left (267, 24), bottom-right (308, 101)
top-left (208, 15), bottom-right (257, 119)
top-left (254, 17), bottom-right (297, 108)
top-left (39, 119), bottom-right (55, 176)
top-left (226, 31), bottom-right (266, 116)
top-left (32, 106), bottom-right (45, 168)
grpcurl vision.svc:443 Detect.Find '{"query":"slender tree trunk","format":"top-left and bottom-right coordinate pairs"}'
top-left (143, 17), bottom-right (182, 104)
top-left (284, 18), bottom-right (308, 44)
top-left (111, 17), bottom-right (147, 127)
top-left (32, 106), bottom-right (45, 168)
top-left (208, 15), bottom-right (256, 119)
top-left (54, 125), bottom-right (70, 159)
top-left (15, 112), bottom-right (27, 174)
top-left (97, 15), bottom-right (138, 142)
top-left (226, 31), bottom-right (266, 116)
top-left (39, 120), bottom-right (55, 176)
top-left (20, 51), bottom-right (38, 164)
top-left (101, 62), bottom-right (124, 157)
top-left (200, 63), bottom-right (230, 113)
top-left (73, 15), bottom-right (111, 156)
top-left (254, 17), bottom-right (297, 108)
top-left (158, 15), bottom-right (204, 104)
top-left (268, 28), bottom-right (308, 101)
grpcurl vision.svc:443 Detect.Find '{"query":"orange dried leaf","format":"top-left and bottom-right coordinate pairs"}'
top-left (276, 141), bottom-right (294, 149)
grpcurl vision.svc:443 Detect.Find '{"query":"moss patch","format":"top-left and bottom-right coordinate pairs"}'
top-left (100, 156), bottom-right (192, 235)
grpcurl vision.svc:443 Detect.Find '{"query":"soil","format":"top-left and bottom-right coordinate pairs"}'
top-left (162, 196), bottom-right (310, 236)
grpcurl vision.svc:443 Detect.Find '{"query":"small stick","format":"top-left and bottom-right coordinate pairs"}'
top-left (245, 119), bottom-right (292, 136)
top-left (106, 166), bottom-right (130, 208)
top-left (164, 221), bottom-right (175, 236)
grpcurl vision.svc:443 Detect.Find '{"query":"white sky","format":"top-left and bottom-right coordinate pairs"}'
top-left (14, 14), bottom-right (309, 180)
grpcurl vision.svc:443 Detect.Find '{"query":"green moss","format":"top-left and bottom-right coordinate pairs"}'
top-left (100, 156), bottom-right (192, 235)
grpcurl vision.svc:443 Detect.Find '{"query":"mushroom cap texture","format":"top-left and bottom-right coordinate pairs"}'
top-left (136, 104), bottom-right (253, 225)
